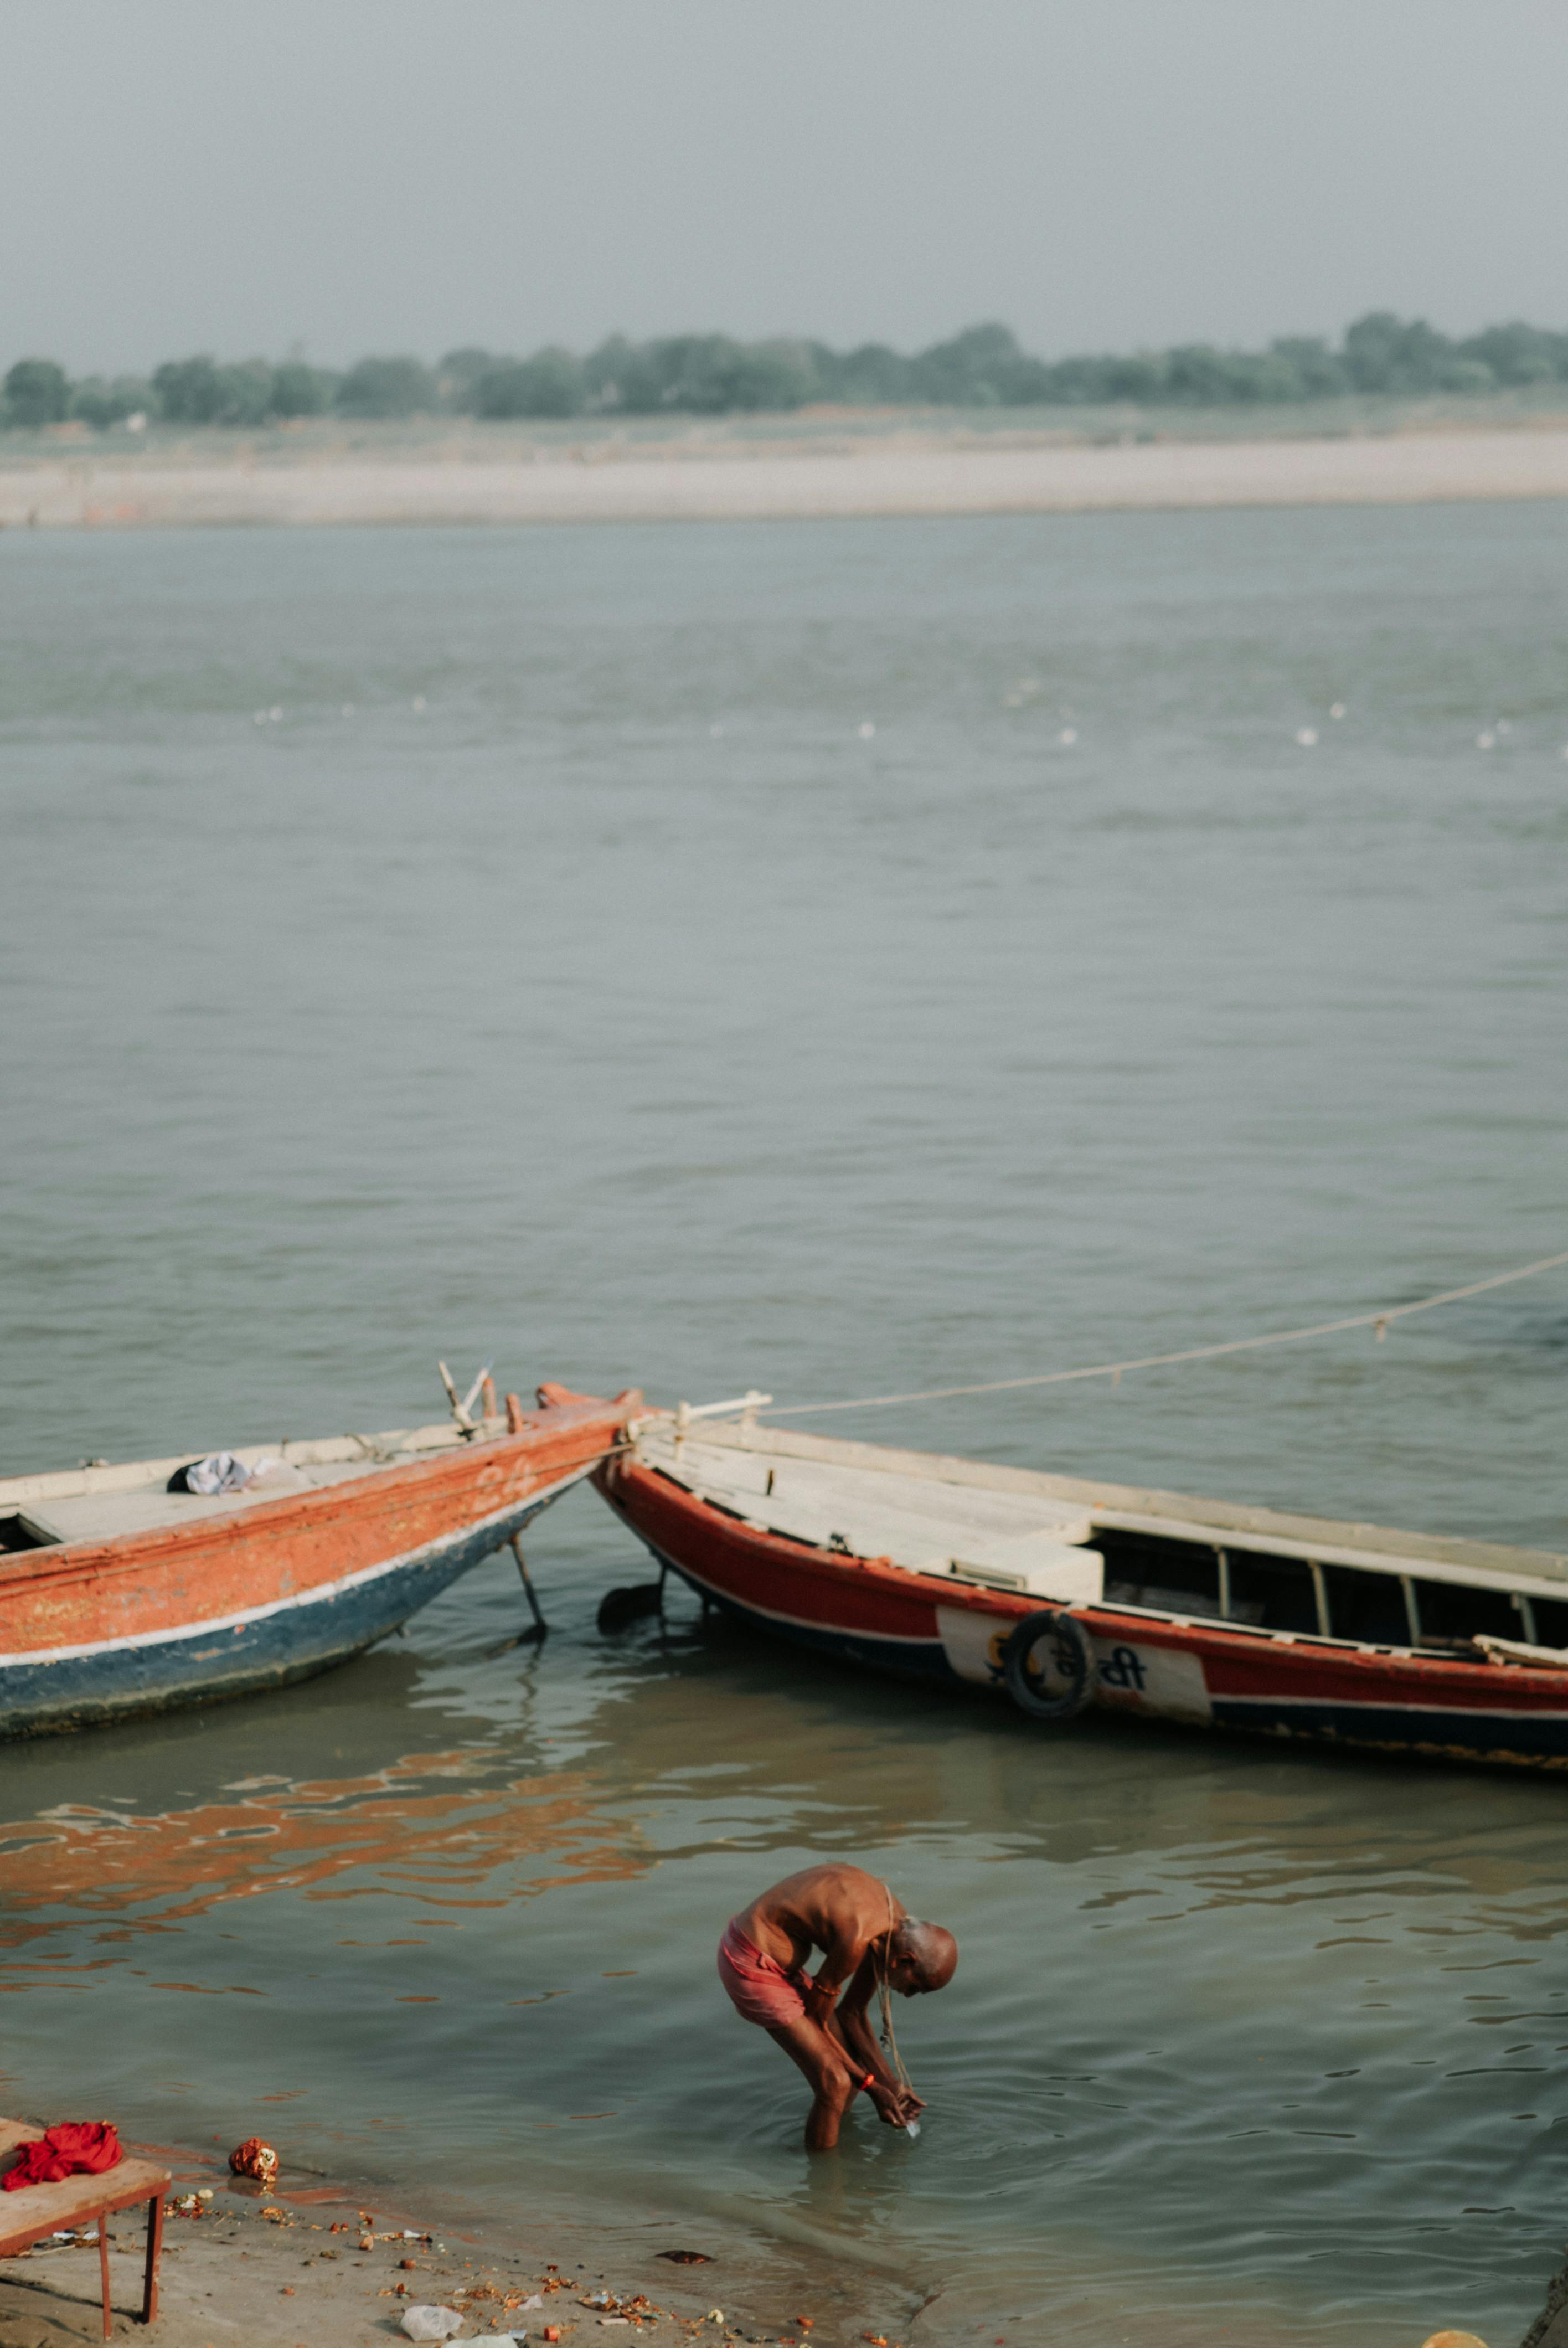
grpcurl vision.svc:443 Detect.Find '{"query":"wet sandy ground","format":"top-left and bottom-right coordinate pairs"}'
top-left (0, 2184), bottom-right (911, 2348)
top-left (0, 2183), bottom-right (1518, 2348)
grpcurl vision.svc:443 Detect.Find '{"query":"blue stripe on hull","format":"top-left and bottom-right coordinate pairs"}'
top-left (2, 1491), bottom-right (560, 1741)
top-left (1213, 1698), bottom-right (1568, 1767)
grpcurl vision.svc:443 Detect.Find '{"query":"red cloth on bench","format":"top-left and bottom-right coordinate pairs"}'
top-left (3, 2123), bottom-right (122, 2191)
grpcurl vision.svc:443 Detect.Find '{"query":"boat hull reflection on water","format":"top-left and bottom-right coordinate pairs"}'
top-left (595, 1413), bottom-right (1568, 1770)
top-left (0, 1383), bottom-right (636, 1739)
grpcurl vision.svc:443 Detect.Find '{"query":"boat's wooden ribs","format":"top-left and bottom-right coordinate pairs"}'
top-left (1225, 1548), bottom-right (1320, 1634)
top-left (1095, 1516), bottom-right (1555, 1655)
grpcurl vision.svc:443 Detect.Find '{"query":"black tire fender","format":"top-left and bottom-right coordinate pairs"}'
top-left (1002, 1608), bottom-right (1096, 1722)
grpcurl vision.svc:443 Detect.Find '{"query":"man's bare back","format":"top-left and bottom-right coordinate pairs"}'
top-left (718, 1863), bottom-right (957, 2150)
top-left (733, 1863), bottom-right (905, 1991)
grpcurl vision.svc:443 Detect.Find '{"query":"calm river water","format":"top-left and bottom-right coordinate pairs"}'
top-left (3, 506), bottom-right (1567, 2342)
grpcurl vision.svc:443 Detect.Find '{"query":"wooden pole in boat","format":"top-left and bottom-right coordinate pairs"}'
top-left (437, 1361), bottom-right (477, 1432)
top-left (509, 1535), bottom-right (548, 1638)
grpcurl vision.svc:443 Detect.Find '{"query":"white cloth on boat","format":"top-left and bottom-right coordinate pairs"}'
top-left (176, 1451), bottom-right (252, 1495)
top-left (244, 1455), bottom-right (306, 1489)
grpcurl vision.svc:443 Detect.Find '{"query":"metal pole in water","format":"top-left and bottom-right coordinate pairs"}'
top-left (509, 1535), bottom-right (548, 1638)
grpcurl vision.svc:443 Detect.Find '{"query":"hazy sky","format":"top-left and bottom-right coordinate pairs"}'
top-left (6, 0), bottom-right (1567, 373)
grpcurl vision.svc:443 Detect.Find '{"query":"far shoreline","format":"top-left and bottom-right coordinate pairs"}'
top-left (6, 408), bottom-right (1568, 530)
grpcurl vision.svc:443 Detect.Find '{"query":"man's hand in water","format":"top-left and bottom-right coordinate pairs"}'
top-left (863, 2079), bottom-right (924, 2129)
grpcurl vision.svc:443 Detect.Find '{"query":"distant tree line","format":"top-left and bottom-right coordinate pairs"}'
top-left (8, 314), bottom-right (1568, 430)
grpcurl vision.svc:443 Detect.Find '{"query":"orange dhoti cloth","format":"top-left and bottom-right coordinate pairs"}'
top-left (716, 1918), bottom-right (816, 2028)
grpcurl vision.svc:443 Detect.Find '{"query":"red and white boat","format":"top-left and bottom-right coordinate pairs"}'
top-left (0, 1381), bottom-right (636, 1739)
top-left (595, 1406), bottom-right (1568, 1770)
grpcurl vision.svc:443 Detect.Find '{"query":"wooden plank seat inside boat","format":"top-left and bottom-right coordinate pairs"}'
top-left (0, 2120), bottom-right (170, 2336)
top-left (638, 1427), bottom-right (1104, 1601)
top-left (0, 1420), bottom-right (509, 1554)
top-left (11, 1460), bottom-right (387, 1549)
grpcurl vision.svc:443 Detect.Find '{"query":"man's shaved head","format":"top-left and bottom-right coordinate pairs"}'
top-left (886, 1919), bottom-right (957, 1996)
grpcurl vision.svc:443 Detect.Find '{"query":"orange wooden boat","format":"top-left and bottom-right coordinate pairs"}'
top-left (0, 1381), bottom-right (636, 1739)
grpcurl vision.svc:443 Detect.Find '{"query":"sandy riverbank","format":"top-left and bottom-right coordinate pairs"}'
top-left (0, 2174), bottom-right (921, 2348)
top-left (0, 2166), bottom-right (1524, 2348)
top-left (5, 424), bottom-right (1568, 529)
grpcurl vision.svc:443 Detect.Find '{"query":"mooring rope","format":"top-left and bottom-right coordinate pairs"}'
top-left (757, 1245), bottom-right (1568, 1422)
top-left (875, 1884), bottom-right (917, 2130)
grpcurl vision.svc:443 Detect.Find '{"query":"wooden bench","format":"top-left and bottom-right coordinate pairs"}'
top-left (0, 2120), bottom-right (170, 2337)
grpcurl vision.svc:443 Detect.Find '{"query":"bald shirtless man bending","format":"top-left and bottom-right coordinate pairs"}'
top-left (717, 1863), bottom-right (957, 2149)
